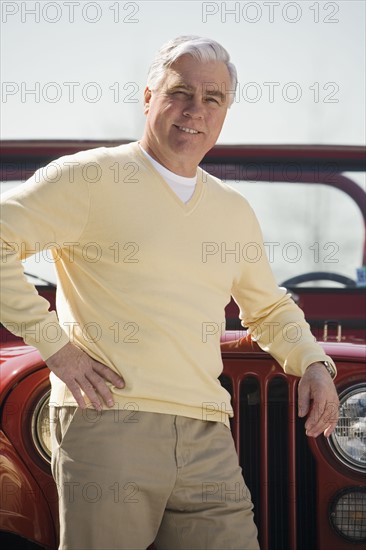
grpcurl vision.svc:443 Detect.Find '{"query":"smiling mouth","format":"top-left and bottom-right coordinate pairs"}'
top-left (175, 125), bottom-right (200, 134)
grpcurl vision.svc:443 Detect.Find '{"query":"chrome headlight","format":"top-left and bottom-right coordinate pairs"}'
top-left (31, 389), bottom-right (52, 463)
top-left (329, 385), bottom-right (366, 472)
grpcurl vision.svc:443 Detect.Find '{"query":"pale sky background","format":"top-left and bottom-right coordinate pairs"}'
top-left (1, 0), bottom-right (365, 285)
top-left (1, 0), bottom-right (365, 144)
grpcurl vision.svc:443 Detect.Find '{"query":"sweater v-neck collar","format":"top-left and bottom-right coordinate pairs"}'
top-left (132, 142), bottom-right (205, 214)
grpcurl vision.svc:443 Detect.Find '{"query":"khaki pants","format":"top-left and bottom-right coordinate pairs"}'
top-left (50, 407), bottom-right (260, 550)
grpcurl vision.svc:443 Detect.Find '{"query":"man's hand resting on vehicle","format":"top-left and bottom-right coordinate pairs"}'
top-left (46, 342), bottom-right (125, 410)
top-left (298, 362), bottom-right (339, 438)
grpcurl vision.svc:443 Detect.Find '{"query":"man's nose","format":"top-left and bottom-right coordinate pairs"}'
top-left (182, 98), bottom-right (204, 119)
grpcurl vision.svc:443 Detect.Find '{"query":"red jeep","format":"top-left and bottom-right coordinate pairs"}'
top-left (1, 141), bottom-right (365, 549)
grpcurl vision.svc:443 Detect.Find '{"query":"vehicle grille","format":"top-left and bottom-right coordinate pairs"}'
top-left (220, 366), bottom-right (317, 550)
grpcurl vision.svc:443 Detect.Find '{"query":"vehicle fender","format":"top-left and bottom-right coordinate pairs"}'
top-left (0, 430), bottom-right (56, 549)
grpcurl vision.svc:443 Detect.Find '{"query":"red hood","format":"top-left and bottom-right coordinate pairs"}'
top-left (220, 332), bottom-right (366, 361)
top-left (1, 337), bottom-right (364, 405)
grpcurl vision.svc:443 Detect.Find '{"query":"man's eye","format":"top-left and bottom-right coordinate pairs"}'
top-left (172, 91), bottom-right (189, 97)
top-left (206, 97), bottom-right (220, 105)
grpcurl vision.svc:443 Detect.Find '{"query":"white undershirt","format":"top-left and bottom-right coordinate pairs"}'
top-left (139, 144), bottom-right (197, 203)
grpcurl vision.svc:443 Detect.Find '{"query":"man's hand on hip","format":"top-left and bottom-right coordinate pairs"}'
top-left (46, 342), bottom-right (125, 410)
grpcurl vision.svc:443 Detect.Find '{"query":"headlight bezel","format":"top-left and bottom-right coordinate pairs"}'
top-left (328, 384), bottom-right (366, 473)
top-left (31, 389), bottom-right (52, 464)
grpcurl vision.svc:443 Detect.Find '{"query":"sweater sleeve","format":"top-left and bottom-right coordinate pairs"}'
top-left (0, 155), bottom-right (91, 359)
top-left (231, 201), bottom-right (336, 377)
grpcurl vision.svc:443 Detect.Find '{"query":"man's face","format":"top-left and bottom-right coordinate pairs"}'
top-left (141, 54), bottom-right (233, 176)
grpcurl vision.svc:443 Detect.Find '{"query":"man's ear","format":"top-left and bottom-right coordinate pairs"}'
top-left (144, 87), bottom-right (152, 115)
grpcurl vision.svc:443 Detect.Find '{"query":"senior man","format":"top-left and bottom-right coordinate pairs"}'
top-left (1, 36), bottom-right (339, 549)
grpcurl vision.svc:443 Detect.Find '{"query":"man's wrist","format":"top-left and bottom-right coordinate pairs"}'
top-left (306, 360), bottom-right (337, 380)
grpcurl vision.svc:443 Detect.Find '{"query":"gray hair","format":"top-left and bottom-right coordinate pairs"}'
top-left (146, 35), bottom-right (237, 106)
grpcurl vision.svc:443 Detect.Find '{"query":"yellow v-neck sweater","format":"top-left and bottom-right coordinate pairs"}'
top-left (0, 141), bottom-right (334, 424)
